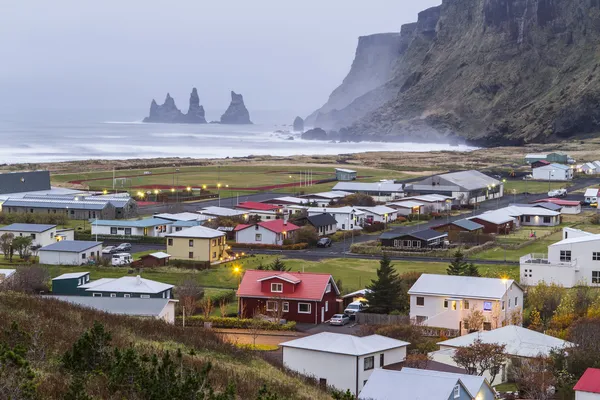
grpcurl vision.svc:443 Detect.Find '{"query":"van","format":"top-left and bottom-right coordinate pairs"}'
top-left (344, 300), bottom-right (368, 316)
top-left (111, 253), bottom-right (132, 266)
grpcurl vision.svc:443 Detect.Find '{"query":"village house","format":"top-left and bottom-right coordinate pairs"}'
top-left (390, 194), bottom-right (453, 213)
top-left (503, 206), bottom-right (561, 227)
top-left (520, 227), bottom-right (600, 288)
top-left (2, 197), bottom-right (116, 220)
top-left (0, 223), bottom-right (59, 247)
top-left (52, 272), bottom-right (173, 299)
top-left (582, 162), bottom-right (599, 175)
top-left (532, 163), bottom-right (573, 181)
top-left (198, 206), bottom-right (248, 219)
top-left (307, 207), bottom-right (365, 231)
top-left (386, 200), bottom-right (425, 216)
top-left (584, 188), bottom-right (600, 204)
top-left (19, 193), bottom-right (137, 219)
top-left (234, 219), bottom-right (300, 246)
top-left (531, 198), bottom-right (581, 214)
top-left (432, 219), bottom-right (485, 243)
top-left (91, 218), bottom-right (172, 237)
top-left (357, 206), bottom-right (398, 224)
top-left (406, 171), bottom-right (502, 205)
top-left (300, 191), bottom-right (352, 207)
top-left (408, 274), bottom-right (523, 333)
top-left (380, 229), bottom-right (448, 250)
top-left (152, 212), bottom-right (203, 222)
top-left (263, 196), bottom-right (310, 207)
top-left (38, 241), bottom-right (103, 265)
top-left (574, 368), bottom-right (600, 399)
top-left (237, 270), bottom-right (339, 324)
top-left (468, 212), bottom-right (515, 234)
top-left (430, 326), bottom-right (573, 385)
top-left (525, 152), bottom-right (571, 164)
top-left (511, 202), bottom-right (563, 213)
top-left (47, 296), bottom-right (178, 324)
top-left (302, 213), bottom-right (338, 236)
top-left (235, 201), bottom-right (281, 214)
top-left (166, 225), bottom-right (228, 263)
top-left (335, 168), bottom-right (357, 181)
top-left (332, 182), bottom-right (404, 202)
top-left (281, 332), bottom-right (409, 395)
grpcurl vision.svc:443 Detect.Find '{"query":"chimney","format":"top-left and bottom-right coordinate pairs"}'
top-left (136, 275), bottom-right (141, 285)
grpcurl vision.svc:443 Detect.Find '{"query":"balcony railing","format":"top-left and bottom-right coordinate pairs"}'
top-left (520, 253), bottom-right (578, 268)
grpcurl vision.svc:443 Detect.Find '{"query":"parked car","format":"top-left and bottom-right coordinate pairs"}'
top-left (548, 188), bottom-right (568, 197)
top-left (317, 238), bottom-right (333, 248)
top-left (344, 301), bottom-right (368, 317)
top-left (144, 171), bottom-right (152, 175)
top-left (330, 314), bottom-right (350, 326)
top-left (522, 174), bottom-right (533, 180)
top-left (591, 203), bottom-right (598, 208)
top-left (102, 246), bottom-right (115, 255)
top-left (114, 243), bottom-right (132, 252)
top-left (111, 253), bottom-right (132, 266)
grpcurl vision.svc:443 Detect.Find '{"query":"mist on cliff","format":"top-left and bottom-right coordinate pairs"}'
top-left (0, 0), bottom-right (440, 120)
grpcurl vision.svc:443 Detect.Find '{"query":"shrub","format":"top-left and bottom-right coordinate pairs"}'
top-left (0, 212), bottom-right (68, 226)
top-left (169, 259), bottom-right (212, 270)
top-left (177, 316), bottom-right (296, 331)
top-left (209, 290), bottom-right (236, 304)
top-left (330, 230), bottom-right (362, 242)
top-left (407, 213), bottom-right (431, 221)
top-left (294, 225), bottom-right (319, 246)
top-left (231, 243), bottom-right (308, 250)
top-left (363, 222), bottom-right (385, 233)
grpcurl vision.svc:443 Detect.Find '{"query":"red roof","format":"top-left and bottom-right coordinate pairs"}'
top-left (237, 270), bottom-right (338, 301)
top-left (532, 160), bottom-right (551, 167)
top-left (574, 368), bottom-right (600, 393)
top-left (236, 202), bottom-right (281, 211)
top-left (533, 198), bottom-right (581, 206)
top-left (235, 219), bottom-right (300, 234)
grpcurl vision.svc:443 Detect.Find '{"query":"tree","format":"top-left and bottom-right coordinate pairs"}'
top-left (464, 309), bottom-right (484, 333)
top-left (404, 353), bottom-right (432, 369)
top-left (447, 250), bottom-right (479, 276)
top-left (29, 245), bottom-right (42, 260)
top-left (527, 281), bottom-right (565, 323)
top-left (1, 266), bottom-right (50, 294)
top-left (528, 308), bottom-right (543, 331)
top-left (268, 258), bottom-right (289, 272)
top-left (336, 193), bottom-right (375, 207)
top-left (199, 297), bottom-right (213, 319)
top-left (294, 225), bottom-right (319, 246)
top-left (62, 321), bottom-right (113, 373)
top-left (510, 356), bottom-right (555, 400)
top-left (176, 277), bottom-right (204, 316)
top-left (365, 254), bottom-right (403, 314)
top-left (0, 233), bottom-right (13, 258)
top-left (12, 236), bottom-right (33, 259)
top-left (452, 338), bottom-right (508, 385)
top-left (464, 263), bottom-right (480, 277)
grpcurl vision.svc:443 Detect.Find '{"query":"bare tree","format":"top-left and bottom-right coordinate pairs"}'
top-left (404, 353), bottom-right (432, 369)
top-left (510, 355), bottom-right (555, 400)
top-left (464, 309), bottom-right (485, 333)
top-left (199, 297), bottom-right (213, 319)
top-left (247, 316), bottom-right (263, 349)
top-left (219, 299), bottom-right (228, 317)
top-left (452, 338), bottom-right (508, 385)
top-left (1, 266), bottom-right (50, 294)
top-left (176, 278), bottom-right (204, 316)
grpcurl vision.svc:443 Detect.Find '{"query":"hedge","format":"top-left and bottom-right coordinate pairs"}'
top-left (330, 230), bottom-right (362, 242)
top-left (74, 233), bottom-right (166, 244)
top-left (230, 243), bottom-right (308, 251)
top-left (209, 289), bottom-right (236, 304)
top-left (176, 316), bottom-right (296, 331)
top-left (169, 259), bottom-right (212, 270)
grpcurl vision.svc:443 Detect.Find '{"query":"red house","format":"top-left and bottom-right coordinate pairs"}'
top-left (237, 270), bottom-right (339, 324)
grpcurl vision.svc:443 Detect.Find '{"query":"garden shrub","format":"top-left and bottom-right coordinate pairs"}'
top-left (177, 316), bottom-right (296, 331)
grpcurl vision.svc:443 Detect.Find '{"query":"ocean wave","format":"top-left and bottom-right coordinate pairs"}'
top-left (102, 120), bottom-right (145, 124)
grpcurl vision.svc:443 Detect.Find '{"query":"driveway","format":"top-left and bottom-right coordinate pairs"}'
top-left (296, 321), bottom-right (363, 335)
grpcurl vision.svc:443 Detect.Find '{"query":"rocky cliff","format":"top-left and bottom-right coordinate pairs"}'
top-left (143, 88), bottom-right (206, 124)
top-left (312, 0), bottom-right (600, 145)
top-left (220, 91), bottom-right (252, 124)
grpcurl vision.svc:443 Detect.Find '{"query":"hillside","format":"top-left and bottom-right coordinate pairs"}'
top-left (308, 0), bottom-right (600, 145)
top-left (0, 292), bottom-right (332, 400)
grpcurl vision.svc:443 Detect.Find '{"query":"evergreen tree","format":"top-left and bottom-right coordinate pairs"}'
top-left (62, 321), bottom-right (112, 373)
top-left (268, 258), bottom-right (289, 272)
top-left (447, 250), bottom-right (468, 275)
top-left (464, 263), bottom-right (480, 277)
top-left (365, 253), bottom-right (403, 314)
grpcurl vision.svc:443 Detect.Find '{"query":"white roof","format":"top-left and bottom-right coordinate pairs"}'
top-left (153, 212), bottom-right (201, 221)
top-left (149, 252), bottom-right (171, 259)
top-left (550, 233), bottom-right (600, 246)
top-left (536, 163), bottom-right (571, 171)
top-left (0, 187), bottom-right (86, 201)
top-left (199, 206), bottom-right (247, 217)
top-left (502, 206), bottom-right (560, 217)
top-left (268, 196), bottom-right (308, 205)
top-left (357, 206), bottom-right (397, 215)
top-left (0, 269), bottom-right (16, 279)
top-left (79, 275), bottom-right (173, 294)
top-left (584, 163), bottom-right (597, 170)
top-left (387, 200), bottom-right (425, 208)
top-left (438, 325), bottom-right (574, 358)
top-left (526, 153), bottom-right (548, 158)
top-left (398, 368), bottom-right (488, 397)
top-left (408, 273), bottom-right (516, 300)
top-left (593, 161), bottom-right (600, 168)
top-left (342, 288), bottom-right (372, 299)
top-left (47, 296), bottom-right (174, 317)
top-left (303, 191), bottom-right (352, 200)
top-left (280, 332), bottom-right (409, 356)
top-left (585, 188), bottom-right (599, 197)
top-left (332, 182), bottom-right (404, 193)
top-left (403, 194), bottom-right (453, 203)
top-left (359, 369), bottom-right (469, 400)
top-left (469, 211), bottom-right (515, 225)
top-left (167, 225), bottom-right (225, 239)
top-left (307, 207), bottom-right (366, 216)
top-left (52, 272), bottom-right (89, 280)
top-left (335, 168), bottom-right (357, 173)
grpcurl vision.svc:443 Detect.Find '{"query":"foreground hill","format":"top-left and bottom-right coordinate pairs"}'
top-left (0, 292), bottom-right (331, 399)
top-left (308, 0), bottom-right (600, 145)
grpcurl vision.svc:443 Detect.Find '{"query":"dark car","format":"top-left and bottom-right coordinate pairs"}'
top-left (114, 243), bottom-right (132, 252)
top-left (317, 238), bottom-right (332, 248)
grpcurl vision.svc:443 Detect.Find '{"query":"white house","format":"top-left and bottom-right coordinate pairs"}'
top-left (520, 227), bottom-right (600, 288)
top-left (407, 171), bottom-right (501, 205)
top-left (0, 223), bottom-right (59, 247)
top-left (408, 274), bottom-right (523, 334)
top-left (153, 212), bottom-right (203, 222)
top-left (357, 206), bottom-right (398, 224)
top-left (585, 188), bottom-right (599, 204)
top-left (91, 218), bottom-right (172, 237)
top-left (234, 219), bottom-right (300, 246)
top-left (502, 206), bottom-right (561, 227)
top-left (281, 332), bottom-right (409, 395)
top-left (574, 368), bottom-right (600, 400)
top-left (332, 182), bottom-right (404, 202)
top-left (393, 195), bottom-right (453, 213)
top-left (305, 213), bottom-right (338, 236)
top-left (386, 200), bottom-right (425, 216)
top-left (39, 241), bottom-right (103, 265)
top-left (307, 207), bottom-right (365, 231)
top-left (199, 206), bottom-right (248, 219)
top-left (532, 163), bottom-right (573, 181)
top-left (531, 198), bottom-right (582, 215)
top-left (582, 162), bottom-right (598, 175)
top-left (300, 191), bottom-right (352, 207)
top-left (360, 368), bottom-right (495, 400)
top-left (430, 326), bottom-right (573, 385)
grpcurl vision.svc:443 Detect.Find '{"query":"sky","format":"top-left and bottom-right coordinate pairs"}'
top-left (0, 0), bottom-right (441, 117)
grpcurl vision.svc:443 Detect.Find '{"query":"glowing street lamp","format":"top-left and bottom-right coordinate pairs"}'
top-left (102, 189), bottom-right (108, 195)
top-left (186, 186), bottom-right (191, 192)
top-left (171, 188), bottom-right (175, 193)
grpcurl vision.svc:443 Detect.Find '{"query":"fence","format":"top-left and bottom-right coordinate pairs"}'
top-left (356, 313), bottom-right (459, 338)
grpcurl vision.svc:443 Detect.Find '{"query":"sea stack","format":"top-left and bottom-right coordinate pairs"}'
top-left (293, 116), bottom-right (304, 132)
top-left (184, 88), bottom-right (207, 123)
top-left (220, 91), bottom-right (252, 124)
top-left (143, 88), bottom-right (206, 123)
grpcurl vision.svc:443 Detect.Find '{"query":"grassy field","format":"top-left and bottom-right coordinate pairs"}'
top-left (503, 179), bottom-right (573, 194)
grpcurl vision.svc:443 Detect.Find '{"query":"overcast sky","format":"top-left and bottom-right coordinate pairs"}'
top-left (0, 0), bottom-right (440, 117)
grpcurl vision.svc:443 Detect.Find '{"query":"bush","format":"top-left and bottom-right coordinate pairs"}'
top-left (363, 222), bottom-right (385, 233)
top-left (74, 233), bottom-right (166, 244)
top-left (231, 242), bottom-right (308, 250)
top-left (396, 216), bottom-right (407, 223)
top-left (0, 212), bottom-right (68, 226)
top-left (177, 316), bottom-right (296, 331)
top-left (407, 213), bottom-right (431, 221)
top-left (330, 230), bottom-right (362, 242)
top-left (169, 259), bottom-right (212, 270)
top-left (294, 225), bottom-right (319, 246)
top-left (209, 289), bottom-right (236, 304)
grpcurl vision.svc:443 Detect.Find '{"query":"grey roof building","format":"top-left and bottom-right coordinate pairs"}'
top-left (0, 223), bottom-right (56, 233)
top-left (406, 170), bottom-right (502, 204)
top-left (451, 219), bottom-right (485, 231)
top-left (2, 198), bottom-right (117, 220)
top-left (0, 171), bottom-right (51, 195)
top-left (39, 240), bottom-right (103, 253)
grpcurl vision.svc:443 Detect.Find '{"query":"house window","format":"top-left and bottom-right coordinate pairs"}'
top-left (560, 250), bottom-right (572, 262)
top-left (81, 253), bottom-right (86, 259)
top-left (463, 300), bottom-right (469, 310)
top-left (212, 252), bottom-right (216, 258)
top-left (31, 234), bottom-right (36, 239)
top-left (125, 228), bottom-right (131, 235)
top-left (92, 293), bottom-right (102, 297)
top-left (282, 302), bottom-right (289, 313)
top-left (325, 301), bottom-right (328, 312)
top-left (453, 384), bottom-right (460, 398)
top-left (326, 283), bottom-right (331, 293)
top-left (271, 283), bottom-right (283, 293)
top-left (380, 354), bottom-right (384, 367)
top-left (525, 215), bottom-right (531, 223)
top-left (501, 301), bottom-right (505, 311)
top-left (111, 227), bottom-right (117, 234)
top-left (189, 240), bottom-right (194, 247)
top-left (364, 356), bottom-right (374, 371)
top-left (255, 234), bottom-right (262, 242)
top-left (211, 239), bottom-right (216, 246)
top-left (483, 301), bottom-right (492, 312)
top-left (266, 301), bottom-right (277, 312)
top-left (168, 238), bottom-right (173, 246)
top-left (189, 252), bottom-right (193, 259)
top-left (593, 271), bottom-right (600, 284)
top-left (543, 216), bottom-right (551, 223)
top-left (110, 293), bottom-right (116, 298)
top-left (124, 294), bottom-right (131, 298)
top-left (140, 295), bottom-right (150, 299)
top-left (342, 224), bottom-right (345, 230)
top-left (515, 297), bottom-right (518, 306)
top-left (416, 296), bottom-right (424, 306)
top-left (298, 303), bottom-right (311, 314)
top-left (443, 300), bottom-right (448, 308)
top-left (319, 378), bottom-right (327, 388)
top-left (594, 252), bottom-right (600, 261)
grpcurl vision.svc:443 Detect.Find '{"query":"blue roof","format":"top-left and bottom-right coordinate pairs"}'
top-left (549, 163), bottom-right (571, 170)
top-left (0, 223), bottom-right (56, 233)
top-left (172, 220), bottom-right (202, 227)
top-left (452, 219), bottom-right (484, 231)
top-left (39, 240), bottom-right (102, 253)
top-left (91, 218), bottom-right (172, 228)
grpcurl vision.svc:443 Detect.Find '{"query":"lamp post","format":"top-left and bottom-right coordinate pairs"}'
top-left (233, 265), bottom-right (242, 317)
top-left (548, 170), bottom-right (555, 192)
top-left (217, 183), bottom-right (222, 206)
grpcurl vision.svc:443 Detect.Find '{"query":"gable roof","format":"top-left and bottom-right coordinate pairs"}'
top-left (438, 325), bottom-right (574, 358)
top-left (550, 233), bottom-right (600, 246)
top-left (501, 206), bottom-right (560, 217)
top-left (0, 269), bottom-right (16, 280)
top-left (357, 205), bottom-right (397, 215)
top-left (532, 160), bottom-right (551, 166)
top-left (536, 163), bottom-right (571, 171)
top-left (387, 200), bottom-right (425, 208)
top-left (359, 369), bottom-right (470, 400)
top-left (0, 223), bottom-right (56, 233)
top-left (235, 202), bottom-right (280, 211)
top-left (525, 202), bottom-right (563, 211)
top-left (574, 368), bottom-right (600, 394)
top-left (39, 241), bottom-right (102, 253)
top-left (451, 219), bottom-right (484, 231)
top-left (237, 270), bottom-right (338, 301)
top-left (335, 168), bottom-right (357, 173)
top-left (401, 194), bottom-right (453, 203)
top-left (408, 273), bottom-right (517, 300)
top-left (152, 212), bottom-right (201, 221)
top-left (91, 218), bottom-right (171, 228)
top-left (257, 272), bottom-right (302, 284)
top-left (398, 368), bottom-right (490, 398)
top-left (306, 206), bottom-right (365, 215)
top-left (79, 275), bottom-right (173, 294)
top-left (166, 225), bottom-right (225, 239)
top-left (532, 198), bottom-right (581, 206)
top-left (380, 229), bottom-right (447, 242)
top-left (306, 213), bottom-right (338, 228)
top-left (2, 198), bottom-right (110, 210)
top-left (46, 296), bottom-right (174, 317)
top-left (280, 333), bottom-right (409, 356)
top-left (302, 191), bottom-right (352, 200)
top-left (584, 188), bottom-right (600, 197)
top-left (265, 196), bottom-right (309, 205)
top-left (469, 212), bottom-right (515, 225)
top-left (199, 206), bottom-right (248, 217)
top-left (146, 252), bottom-right (171, 259)
top-left (235, 219), bottom-right (300, 234)
top-left (433, 170), bottom-right (500, 191)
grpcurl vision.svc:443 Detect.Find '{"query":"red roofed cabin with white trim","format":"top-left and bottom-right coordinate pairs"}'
top-left (234, 219), bottom-right (300, 246)
top-left (237, 270), bottom-right (339, 324)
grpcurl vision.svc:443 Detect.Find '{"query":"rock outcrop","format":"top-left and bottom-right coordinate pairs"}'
top-left (310, 0), bottom-right (600, 145)
top-left (220, 91), bottom-right (252, 124)
top-left (143, 88), bottom-right (206, 124)
top-left (293, 116), bottom-right (304, 132)
top-left (301, 128), bottom-right (328, 140)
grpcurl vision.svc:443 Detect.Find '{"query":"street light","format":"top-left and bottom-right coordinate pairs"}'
top-left (217, 183), bottom-right (222, 206)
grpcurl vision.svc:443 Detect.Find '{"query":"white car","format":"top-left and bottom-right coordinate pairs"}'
top-left (344, 301), bottom-right (368, 316)
top-left (111, 253), bottom-right (132, 266)
top-left (548, 188), bottom-right (567, 197)
top-left (102, 246), bottom-right (115, 255)
top-left (330, 314), bottom-right (350, 326)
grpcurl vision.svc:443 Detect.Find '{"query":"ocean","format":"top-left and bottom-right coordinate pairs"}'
top-left (0, 108), bottom-right (476, 163)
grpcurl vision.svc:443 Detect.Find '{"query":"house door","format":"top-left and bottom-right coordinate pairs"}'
top-left (321, 307), bottom-right (325, 323)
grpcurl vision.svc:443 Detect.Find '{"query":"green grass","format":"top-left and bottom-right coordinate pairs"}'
top-left (503, 179), bottom-right (573, 195)
top-left (493, 382), bottom-right (518, 392)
